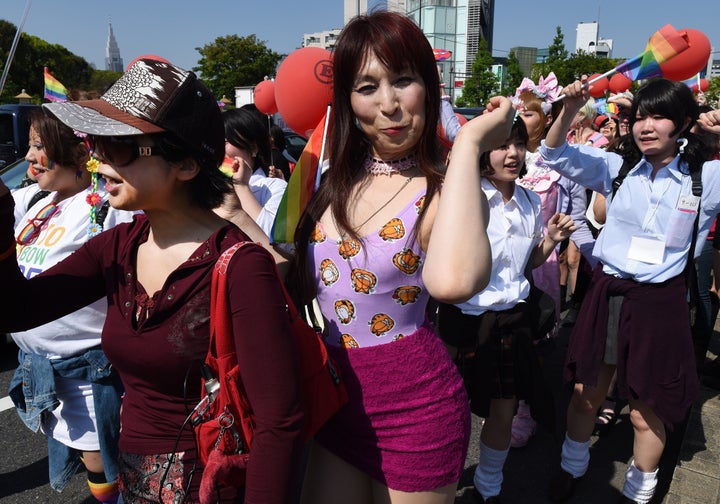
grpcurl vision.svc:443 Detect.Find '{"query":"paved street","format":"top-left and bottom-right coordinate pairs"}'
top-left (0, 318), bottom-right (717, 503)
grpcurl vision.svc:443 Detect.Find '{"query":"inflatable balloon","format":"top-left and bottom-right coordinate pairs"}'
top-left (254, 80), bottom-right (278, 115)
top-left (687, 78), bottom-right (710, 93)
top-left (660, 28), bottom-right (711, 81)
top-left (275, 47), bottom-right (334, 136)
top-left (125, 54), bottom-right (171, 70)
top-left (588, 73), bottom-right (609, 98)
top-left (608, 73), bottom-right (632, 93)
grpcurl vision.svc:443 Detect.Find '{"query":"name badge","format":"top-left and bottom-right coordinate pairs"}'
top-left (678, 195), bottom-right (700, 213)
top-left (628, 235), bottom-right (665, 265)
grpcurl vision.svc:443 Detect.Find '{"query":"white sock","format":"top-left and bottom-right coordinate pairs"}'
top-left (473, 440), bottom-right (510, 499)
top-left (622, 460), bottom-right (658, 504)
top-left (560, 432), bottom-right (591, 478)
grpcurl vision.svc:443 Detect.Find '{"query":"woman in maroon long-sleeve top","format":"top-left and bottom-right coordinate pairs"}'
top-left (0, 58), bottom-right (304, 503)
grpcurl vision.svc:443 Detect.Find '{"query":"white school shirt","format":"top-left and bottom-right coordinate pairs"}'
top-left (539, 141), bottom-right (720, 283)
top-left (249, 168), bottom-right (288, 236)
top-left (455, 178), bottom-right (543, 316)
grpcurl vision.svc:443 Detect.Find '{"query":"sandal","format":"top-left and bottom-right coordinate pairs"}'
top-left (593, 397), bottom-right (617, 436)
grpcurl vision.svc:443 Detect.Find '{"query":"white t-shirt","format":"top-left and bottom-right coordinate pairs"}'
top-left (11, 182), bottom-right (135, 450)
top-left (11, 183), bottom-right (135, 358)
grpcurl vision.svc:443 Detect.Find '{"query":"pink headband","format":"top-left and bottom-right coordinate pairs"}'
top-left (512, 72), bottom-right (561, 115)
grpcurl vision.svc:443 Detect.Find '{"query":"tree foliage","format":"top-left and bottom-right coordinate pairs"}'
top-left (705, 76), bottom-right (720, 107)
top-left (1, 19), bottom-right (95, 103)
top-left (502, 49), bottom-right (523, 96)
top-left (194, 34), bottom-right (282, 101)
top-left (456, 38), bottom-right (497, 107)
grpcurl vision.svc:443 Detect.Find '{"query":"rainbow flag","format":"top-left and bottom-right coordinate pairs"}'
top-left (219, 156), bottom-right (235, 177)
top-left (681, 73), bottom-right (702, 91)
top-left (271, 115), bottom-right (327, 243)
top-left (44, 67), bottom-right (68, 102)
top-left (615, 24), bottom-right (689, 81)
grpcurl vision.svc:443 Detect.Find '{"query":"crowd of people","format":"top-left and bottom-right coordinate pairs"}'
top-left (1, 9), bottom-right (720, 504)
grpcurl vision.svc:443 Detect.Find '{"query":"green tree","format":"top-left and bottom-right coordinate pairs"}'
top-left (1, 19), bottom-right (95, 103)
top-left (502, 49), bottom-right (523, 96)
top-left (194, 34), bottom-right (282, 100)
top-left (533, 26), bottom-right (570, 84)
top-left (456, 38), bottom-right (497, 107)
top-left (705, 76), bottom-right (720, 107)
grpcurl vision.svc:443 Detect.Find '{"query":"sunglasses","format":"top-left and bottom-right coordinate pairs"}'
top-left (87, 135), bottom-right (167, 167)
top-left (17, 202), bottom-right (59, 245)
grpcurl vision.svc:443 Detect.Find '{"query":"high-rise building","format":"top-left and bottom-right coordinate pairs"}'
top-left (576, 21), bottom-right (613, 58)
top-left (344, 0), bottom-right (368, 23)
top-left (105, 21), bottom-right (124, 72)
top-left (406, 0), bottom-right (493, 101)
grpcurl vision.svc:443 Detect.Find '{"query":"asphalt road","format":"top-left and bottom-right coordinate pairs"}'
top-left (0, 321), bottom-right (688, 503)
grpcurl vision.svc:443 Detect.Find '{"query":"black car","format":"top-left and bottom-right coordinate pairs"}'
top-left (453, 107), bottom-right (485, 121)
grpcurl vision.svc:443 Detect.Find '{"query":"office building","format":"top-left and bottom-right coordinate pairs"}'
top-left (105, 21), bottom-right (124, 72)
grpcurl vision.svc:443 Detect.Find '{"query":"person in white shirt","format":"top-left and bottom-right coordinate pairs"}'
top-left (222, 108), bottom-right (288, 237)
top-left (10, 110), bottom-right (135, 503)
top-left (437, 118), bottom-right (576, 503)
top-left (540, 77), bottom-right (720, 504)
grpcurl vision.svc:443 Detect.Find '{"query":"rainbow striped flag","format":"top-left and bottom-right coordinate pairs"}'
top-left (615, 24), bottom-right (689, 81)
top-left (271, 115), bottom-right (327, 243)
top-left (219, 156), bottom-right (235, 177)
top-left (681, 73), bottom-right (702, 91)
top-left (44, 67), bottom-right (68, 102)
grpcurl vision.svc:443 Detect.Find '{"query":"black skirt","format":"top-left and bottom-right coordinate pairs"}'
top-left (436, 302), bottom-right (555, 431)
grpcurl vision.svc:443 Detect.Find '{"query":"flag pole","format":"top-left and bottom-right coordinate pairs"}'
top-left (555, 68), bottom-right (617, 101)
top-left (314, 103), bottom-right (332, 190)
top-left (0, 0), bottom-right (33, 97)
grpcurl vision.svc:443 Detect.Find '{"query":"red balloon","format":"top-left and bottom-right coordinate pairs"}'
top-left (254, 80), bottom-right (278, 115)
top-left (588, 73), bottom-right (609, 98)
top-left (660, 28), bottom-right (711, 81)
top-left (275, 47), bottom-right (334, 136)
top-left (608, 73), bottom-right (632, 93)
top-left (125, 54), bottom-right (171, 71)
top-left (688, 78), bottom-right (710, 93)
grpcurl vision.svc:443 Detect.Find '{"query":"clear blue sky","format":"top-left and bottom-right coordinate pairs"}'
top-left (3, 0), bottom-right (718, 75)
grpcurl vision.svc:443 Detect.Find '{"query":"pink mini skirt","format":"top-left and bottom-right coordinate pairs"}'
top-left (316, 322), bottom-right (471, 492)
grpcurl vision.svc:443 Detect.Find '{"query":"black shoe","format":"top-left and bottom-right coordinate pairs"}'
top-left (618, 497), bottom-right (639, 504)
top-left (471, 487), bottom-right (502, 504)
top-left (548, 469), bottom-right (581, 502)
top-left (560, 305), bottom-right (579, 327)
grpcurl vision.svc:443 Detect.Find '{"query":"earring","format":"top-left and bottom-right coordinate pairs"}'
top-left (677, 137), bottom-right (688, 154)
top-left (76, 168), bottom-right (83, 180)
top-left (354, 116), bottom-right (362, 130)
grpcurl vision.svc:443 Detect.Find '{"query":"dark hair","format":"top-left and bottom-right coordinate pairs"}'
top-left (32, 109), bottom-right (87, 169)
top-left (156, 132), bottom-right (232, 210)
top-left (479, 118), bottom-right (529, 177)
top-left (613, 78), bottom-right (706, 195)
top-left (223, 108), bottom-right (272, 175)
top-left (291, 11), bottom-right (443, 303)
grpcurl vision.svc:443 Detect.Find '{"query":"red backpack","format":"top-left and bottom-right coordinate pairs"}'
top-left (193, 242), bottom-right (348, 503)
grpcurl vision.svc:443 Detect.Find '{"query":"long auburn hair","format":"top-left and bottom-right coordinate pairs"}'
top-left (291, 11), bottom-right (443, 302)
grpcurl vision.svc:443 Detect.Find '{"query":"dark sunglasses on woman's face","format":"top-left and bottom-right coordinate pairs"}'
top-left (87, 135), bottom-right (167, 167)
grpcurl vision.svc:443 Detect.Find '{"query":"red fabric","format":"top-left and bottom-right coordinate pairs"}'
top-left (196, 242), bottom-right (348, 504)
top-left (567, 267), bottom-right (699, 428)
